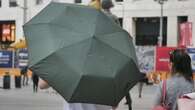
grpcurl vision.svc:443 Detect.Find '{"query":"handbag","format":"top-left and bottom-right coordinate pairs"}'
top-left (152, 80), bottom-right (169, 110)
top-left (177, 93), bottom-right (195, 110)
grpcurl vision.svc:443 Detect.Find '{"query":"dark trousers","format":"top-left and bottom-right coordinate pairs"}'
top-left (32, 77), bottom-right (39, 92)
top-left (125, 92), bottom-right (132, 110)
top-left (33, 82), bottom-right (38, 92)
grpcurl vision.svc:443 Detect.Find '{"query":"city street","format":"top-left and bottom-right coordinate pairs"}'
top-left (0, 77), bottom-right (155, 110)
top-left (0, 0), bottom-right (194, 110)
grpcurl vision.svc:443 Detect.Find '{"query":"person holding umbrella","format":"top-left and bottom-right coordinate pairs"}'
top-left (24, 2), bottom-right (142, 110)
top-left (39, 78), bottom-right (116, 110)
top-left (32, 72), bottom-right (39, 93)
top-left (153, 49), bottom-right (194, 110)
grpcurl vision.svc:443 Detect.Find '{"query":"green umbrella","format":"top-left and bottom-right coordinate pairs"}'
top-left (24, 2), bottom-right (142, 106)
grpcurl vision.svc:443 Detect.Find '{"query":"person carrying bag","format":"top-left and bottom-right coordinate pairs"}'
top-left (152, 80), bottom-right (169, 110)
top-left (153, 49), bottom-right (194, 110)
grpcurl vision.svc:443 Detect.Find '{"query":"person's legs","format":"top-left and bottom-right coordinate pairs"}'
top-left (125, 93), bottom-right (132, 110)
top-left (35, 85), bottom-right (38, 92)
top-left (35, 80), bottom-right (39, 92)
top-left (22, 75), bottom-right (25, 86)
top-left (33, 82), bottom-right (36, 92)
top-left (25, 74), bottom-right (28, 85)
top-left (138, 82), bottom-right (144, 98)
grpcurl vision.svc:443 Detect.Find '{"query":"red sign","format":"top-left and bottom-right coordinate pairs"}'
top-left (155, 47), bottom-right (176, 71)
top-left (179, 22), bottom-right (193, 47)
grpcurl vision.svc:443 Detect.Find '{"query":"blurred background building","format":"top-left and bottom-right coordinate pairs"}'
top-left (0, 0), bottom-right (194, 47)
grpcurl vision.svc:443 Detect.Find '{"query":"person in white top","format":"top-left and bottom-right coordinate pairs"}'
top-left (39, 79), bottom-right (116, 110)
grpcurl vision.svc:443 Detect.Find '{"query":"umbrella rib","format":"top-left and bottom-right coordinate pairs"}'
top-left (50, 23), bottom-right (85, 35)
top-left (95, 31), bottom-right (127, 37)
top-left (55, 37), bottom-right (92, 53)
top-left (31, 37), bottom-right (92, 68)
top-left (69, 75), bottom-right (83, 101)
top-left (95, 37), bottom-right (133, 60)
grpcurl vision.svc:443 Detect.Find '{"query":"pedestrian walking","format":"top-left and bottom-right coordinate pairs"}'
top-left (32, 72), bottom-right (39, 92)
top-left (21, 66), bottom-right (29, 86)
top-left (138, 72), bottom-right (153, 98)
top-left (153, 49), bottom-right (195, 110)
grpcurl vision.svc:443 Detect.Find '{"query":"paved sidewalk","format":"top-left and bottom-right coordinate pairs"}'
top-left (117, 84), bottom-right (155, 110)
top-left (0, 77), bottom-right (156, 110)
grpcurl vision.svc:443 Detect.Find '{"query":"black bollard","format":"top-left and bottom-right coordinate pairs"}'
top-left (3, 72), bottom-right (11, 89)
top-left (15, 75), bottom-right (21, 88)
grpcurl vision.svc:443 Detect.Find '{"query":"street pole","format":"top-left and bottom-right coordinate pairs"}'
top-left (116, 3), bottom-right (124, 27)
top-left (159, 2), bottom-right (163, 46)
top-left (120, 3), bottom-right (124, 28)
top-left (154, 0), bottom-right (167, 46)
top-left (17, 0), bottom-right (28, 36)
top-left (23, 0), bottom-right (28, 25)
top-left (122, 3), bottom-right (124, 20)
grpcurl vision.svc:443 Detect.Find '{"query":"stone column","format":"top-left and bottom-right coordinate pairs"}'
top-left (2, 0), bottom-right (9, 8)
top-left (167, 16), bottom-right (178, 47)
top-left (124, 17), bottom-right (136, 37)
top-left (123, 17), bottom-right (136, 44)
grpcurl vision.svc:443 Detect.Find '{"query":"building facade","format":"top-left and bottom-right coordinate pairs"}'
top-left (0, 0), bottom-right (194, 47)
top-left (112, 0), bottom-right (195, 46)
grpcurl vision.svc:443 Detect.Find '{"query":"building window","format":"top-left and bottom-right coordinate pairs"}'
top-left (0, 0), bottom-right (1, 7)
top-left (9, 0), bottom-right (17, 7)
top-left (178, 16), bottom-right (188, 24)
top-left (116, 0), bottom-right (123, 2)
top-left (36, 0), bottom-right (43, 5)
top-left (75, 0), bottom-right (82, 3)
top-left (135, 17), bottom-right (167, 46)
top-left (0, 21), bottom-right (16, 45)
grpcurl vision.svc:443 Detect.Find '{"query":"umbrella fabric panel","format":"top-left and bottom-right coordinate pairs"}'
top-left (32, 38), bottom-right (93, 77)
top-left (25, 3), bottom-right (99, 35)
top-left (95, 31), bottom-right (137, 63)
top-left (24, 24), bottom-right (92, 67)
top-left (50, 5), bottom-right (98, 35)
top-left (24, 24), bottom-right (58, 66)
top-left (70, 75), bottom-right (116, 106)
top-left (83, 38), bottom-right (131, 77)
top-left (49, 25), bottom-right (92, 48)
top-left (48, 39), bottom-right (92, 74)
top-left (31, 55), bottom-right (82, 101)
top-left (94, 11), bottom-right (121, 36)
top-left (25, 3), bottom-right (68, 25)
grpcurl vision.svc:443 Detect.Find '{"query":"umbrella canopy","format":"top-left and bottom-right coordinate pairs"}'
top-left (24, 2), bottom-right (142, 106)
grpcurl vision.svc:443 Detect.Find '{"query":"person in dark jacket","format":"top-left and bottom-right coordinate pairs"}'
top-left (32, 72), bottom-right (39, 92)
top-left (21, 66), bottom-right (28, 86)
